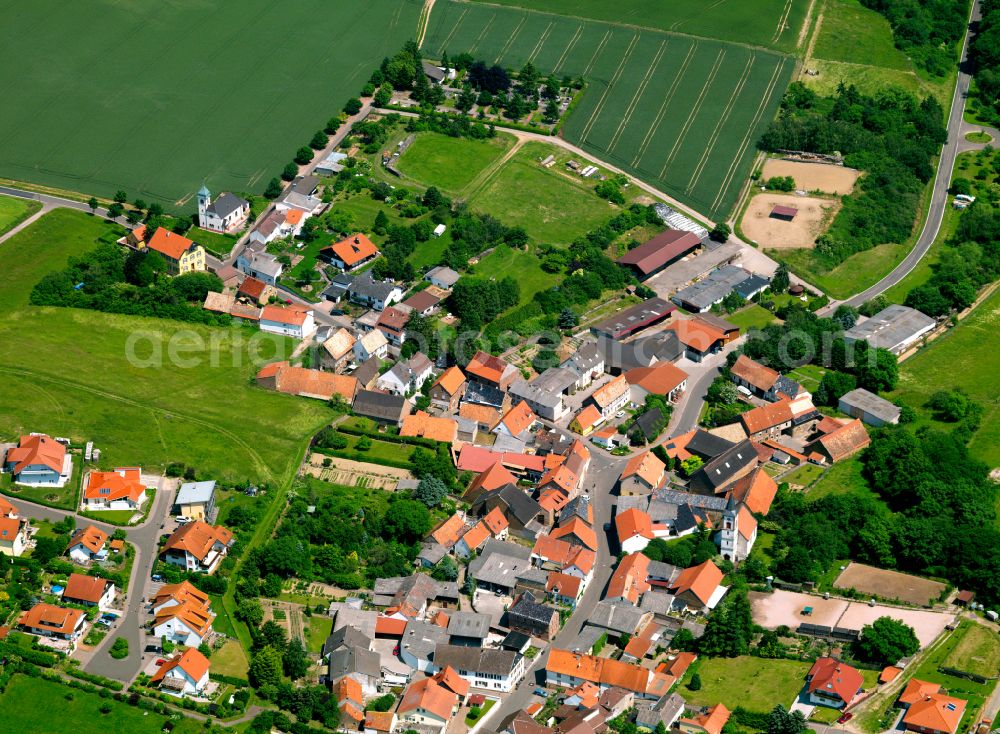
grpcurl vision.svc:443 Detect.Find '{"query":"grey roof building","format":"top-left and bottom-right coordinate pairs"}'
top-left (322, 625), bottom-right (372, 659)
top-left (671, 265), bottom-right (755, 313)
top-left (683, 430), bottom-right (736, 459)
top-left (506, 590), bottom-right (559, 639)
top-left (469, 538), bottom-right (533, 593)
top-left (688, 439), bottom-right (758, 494)
top-left (416, 541), bottom-right (447, 568)
top-left (348, 271), bottom-right (404, 309)
top-left (352, 389), bottom-right (410, 426)
top-left (843, 304), bottom-right (935, 355)
top-left (321, 272), bottom-right (355, 302)
top-left (399, 619), bottom-right (449, 672)
top-left (432, 644), bottom-right (522, 678)
top-left (559, 496), bottom-right (592, 525)
top-left (587, 601), bottom-right (651, 636)
top-left (464, 381), bottom-right (506, 408)
top-left (636, 693), bottom-right (686, 731)
top-left (596, 332), bottom-right (684, 375)
top-left (173, 480), bottom-right (216, 518)
top-left (329, 602), bottom-right (378, 640)
top-left (838, 387), bottom-right (901, 427)
top-left (447, 611), bottom-right (492, 645)
top-left (471, 485), bottom-right (543, 532)
top-left (425, 265), bottom-right (460, 288)
top-left (562, 342), bottom-right (603, 377)
top-left (509, 379), bottom-right (567, 421)
top-left (639, 591), bottom-right (677, 620)
top-left (326, 645), bottom-right (380, 688)
top-left (530, 367), bottom-right (578, 395)
top-left (372, 574), bottom-right (459, 611)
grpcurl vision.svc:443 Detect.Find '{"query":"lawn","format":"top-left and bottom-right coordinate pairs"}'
top-left (787, 363), bottom-right (828, 392)
top-left (473, 244), bottom-right (558, 302)
top-left (0, 0), bottom-right (420, 210)
top-left (186, 226), bottom-right (239, 258)
top-left (468, 142), bottom-right (620, 244)
top-left (306, 614), bottom-right (334, 654)
top-left (466, 699), bottom-right (496, 726)
top-left (423, 1), bottom-right (793, 220)
top-left (773, 241), bottom-right (910, 300)
top-left (0, 209), bottom-right (331, 484)
top-left (460, 0), bottom-right (810, 52)
top-left (0, 674), bottom-right (176, 734)
top-left (886, 286), bottom-right (1000, 467)
top-left (681, 656), bottom-right (812, 713)
top-left (808, 458), bottom-right (880, 501)
top-left (209, 593), bottom-right (239, 638)
top-left (397, 132), bottom-right (515, 194)
top-left (1, 462), bottom-right (79, 510)
top-left (0, 193), bottom-right (41, 236)
top-left (909, 620), bottom-right (998, 732)
top-left (80, 510), bottom-right (136, 525)
top-left (782, 463), bottom-right (824, 488)
top-left (212, 639), bottom-right (250, 679)
top-left (942, 620), bottom-right (1000, 679)
top-left (726, 304), bottom-right (777, 331)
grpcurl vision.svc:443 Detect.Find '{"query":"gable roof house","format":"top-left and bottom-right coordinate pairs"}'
top-left (468, 538), bottom-right (534, 594)
top-left (323, 233), bottom-right (380, 271)
top-left (617, 230), bottom-right (702, 280)
top-left (82, 467), bottom-right (147, 512)
top-left (376, 352), bottom-right (434, 396)
top-left (354, 329), bottom-right (390, 363)
top-left (425, 266), bottom-right (460, 289)
top-left (236, 245), bottom-right (284, 285)
top-left (625, 362), bottom-right (689, 404)
top-left (160, 521), bottom-right (233, 574)
top-left (545, 649), bottom-right (671, 699)
top-left (62, 573), bottom-right (116, 611)
top-left (260, 303), bottom-right (316, 340)
top-left (466, 350), bottom-right (519, 391)
top-left (688, 440), bottom-right (759, 495)
top-left (730, 355), bottom-right (795, 402)
top-left (398, 618), bottom-right (450, 672)
top-left (256, 361), bottom-right (358, 403)
top-left (430, 366), bottom-right (466, 412)
top-left (470, 485), bottom-right (544, 540)
top-left (587, 375), bottom-right (631, 419)
top-left (152, 580), bottom-right (211, 615)
top-left (0, 510), bottom-right (29, 558)
top-left (431, 644), bottom-right (526, 692)
top-left (401, 410), bottom-right (458, 443)
top-left (495, 401), bottom-right (538, 441)
top-left (397, 676), bottom-right (460, 729)
top-left (327, 643), bottom-right (382, 697)
top-left (67, 524), bottom-right (109, 564)
top-left (4, 433), bottom-right (69, 486)
top-left (353, 389), bottom-right (411, 426)
top-left (806, 418), bottom-right (870, 464)
top-left (151, 647), bottom-right (211, 698)
top-left (806, 658), bottom-right (864, 709)
top-left (447, 611), bottom-right (492, 647)
top-left (143, 227), bottom-right (206, 275)
top-left (19, 603), bottom-right (86, 642)
top-left (464, 462), bottom-right (519, 503)
top-left (348, 271), bottom-right (404, 311)
top-left (376, 306), bottom-right (410, 347)
top-left (321, 328), bottom-right (357, 372)
top-left (670, 560), bottom-right (726, 612)
top-left (665, 318), bottom-right (730, 363)
top-left (619, 451), bottom-right (666, 496)
top-left (562, 342), bottom-right (605, 391)
top-left (739, 399), bottom-right (794, 441)
top-left (679, 704), bottom-right (731, 734)
top-left (509, 377), bottom-right (571, 422)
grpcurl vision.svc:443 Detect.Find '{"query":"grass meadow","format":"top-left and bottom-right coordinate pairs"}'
top-left (422, 0), bottom-right (793, 220)
top-left (398, 132), bottom-right (515, 194)
top-left (460, 0), bottom-right (811, 52)
top-left (680, 656), bottom-right (812, 713)
top-left (887, 286), bottom-right (1000, 468)
top-left (0, 194), bottom-right (41, 236)
top-left (0, 209), bottom-right (331, 484)
top-left (0, 0), bottom-right (421, 210)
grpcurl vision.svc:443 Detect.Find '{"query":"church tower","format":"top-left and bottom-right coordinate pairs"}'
top-left (718, 494), bottom-right (739, 562)
top-left (197, 185), bottom-right (211, 228)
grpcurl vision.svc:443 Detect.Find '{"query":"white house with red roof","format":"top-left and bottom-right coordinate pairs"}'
top-left (82, 467), bottom-right (147, 512)
top-left (0, 498), bottom-right (29, 557)
top-left (151, 647), bottom-right (211, 697)
top-left (260, 304), bottom-right (316, 339)
top-left (806, 657), bottom-right (864, 709)
top-left (4, 434), bottom-right (71, 486)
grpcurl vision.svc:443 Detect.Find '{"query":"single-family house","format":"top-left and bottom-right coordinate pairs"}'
top-left (173, 480), bottom-right (216, 521)
top-left (432, 644), bottom-right (526, 692)
top-left (376, 306), bottom-right (410, 346)
top-left (260, 304), bottom-right (316, 339)
top-left (806, 658), bottom-right (864, 709)
top-left (323, 233), bottom-right (380, 271)
top-left (507, 590), bottom-right (561, 639)
top-left (587, 375), bottom-right (630, 419)
top-left (82, 467), bottom-right (146, 512)
top-left (67, 525), bottom-right (109, 564)
top-left (430, 366), bottom-right (466, 412)
top-left (376, 352), bottom-right (434, 395)
top-left (401, 289), bottom-right (441, 317)
top-left (562, 342), bottom-right (605, 391)
top-left (495, 401), bottom-right (537, 441)
top-left (160, 521), bottom-right (233, 574)
top-left (397, 676), bottom-right (459, 730)
top-left (4, 433), bottom-right (69, 486)
top-left (151, 580), bottom-right (211, 615)
top-left (619, 451), bottom-right (666, 496)
top-left (679, 704), bottom-right (731, 734)
top-left (18, 603), bottom-right (85, 641)
top-left (401, 411), bottom-right (458, 443)
top-left (237, 276), bottom-right (272, 305)
top-left (740, 400), bottom-right (794, 441)
top-left (355, 329), bottom-right (389, 362)
top-left (236, 246), bottom-right (284, 285)
top-left (466, 350), bottom-right (519, 391)
top-left (154, 598), bottom-right (215, 646)
top-left (142, 227), bottom-right (206, 274)
top-left (335, 677), bottom-right (366, 731)
top-left (365, 711), bottom-right (397, 734)
top-left (62, 573), bottom-right (116, 611)
top-left (902, 693), bottom-right (966, 734)
top-left (322, 328), bottom-right (357, 372)
top-left (0, 513), bottom-right (29, 558)
top-left (151, 647), bottom-right (211, 698)
top-left (670, 560), bottom-right (726, 613)
top-left (730, 355), bottom-right (795, 402)
top-left (637, 693), bottom-right (686, 732)
top-left (197, 187), bottom-right (249, 233)
top-left (348, 272), bottom-right (404, 311)
top-left (508, 379), bottom-right (569, 422)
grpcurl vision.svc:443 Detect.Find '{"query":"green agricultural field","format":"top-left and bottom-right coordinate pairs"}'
top-left (0, 0), bottom-right (421, 210)
top-left (422, 0), bottom-right (793, 220)
top-left (681, 656), bottom-right (812, 713)
top-left (461, 0), bottom-right (811, 52)
top-left (468, 142), bottom-right (619, 242)
top-left (397, 132), bottom-right (515, 194)
top-left (0, 675), bottom-right (191, 734)
top-left (0, 209), bottom-right (331, 484)
top-left (887, 286), bottom-right (1000, 468)
top-left (0, 194), bottom-right (41, 236)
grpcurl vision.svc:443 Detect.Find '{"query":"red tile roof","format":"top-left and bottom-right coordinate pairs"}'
top-left (326, 233), bottom-right (379, 267)
top-left (625, 362), bottom-right (689, 395)
top-left (740, 399), bottom-right (793, 435)
top-left (430, 513), bottom-right (467, 549)
top-left (6, 434), bottom-right (65, 475)
top-left (147, 227), bottom-right (197, 260)
top-left (162, 521), bottom-right (232, 562)
top-left (465, 350), bottom-right (513, 385)
top-left (19, 603), bottom-right (84, 635)
top-left (151, 647), bottom-right (210, 685)
top-left (681, 704), bottom-right (730, 734)
top-left (499, 401), bottom-right (537, 436)
top-left (83, 468), bottom-right (145, 503)
top-left (465, 462), bottom-right (518, 497)
top-left (607, 552), bottom-right (651, 604)
top-left (807, 658), bottom-right (863, 704)
top-left (68, 525), bottom-right (108, 555)
top-left (617, 230), bottom-right (702, 275)
top-left (621, 451), bottom-right (665, 489)
top-left (63, 573), bottom-right (112, 604)
top-left (238, 276), bottom-right (267, 301)
top-left (261, 303), bottom-right (312, 326)
top-left (616, 508), bottom-right (654, 542)
top-left (671, 560), bottom-right (723, 607)
top-left (433, 366), bottom-right (466, 396)
top-left (731, 355), bottom-right (779, 392)
top-left (727, 468), bottom-right (778, 515)
top-left (550, 517), bottom-right (598, 551)
top-left (399, 677), bottom-right (458, 721)
top-left (456, 445), bottom-right (545, 473)
top-left (903, 693), bottom-right (965, 734)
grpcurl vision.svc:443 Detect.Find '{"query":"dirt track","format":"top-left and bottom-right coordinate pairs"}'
top-left (742, 193), bottom-right (838, 248)
top-left (762, 158), bottom-right (860, 194)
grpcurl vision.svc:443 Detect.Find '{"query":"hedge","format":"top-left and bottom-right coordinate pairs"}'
top-left (731, 707), bottom-right (772, 728)
top-left (334, 424), bottom-right (441, 449)
top-left (483, 301), bottom-right (544, 343)
top-left (377, 104), bottom-right (554, 136)
top-left (0, 641), bottom-right (60, 667)
top-left (311, 447), bottom-right (414, 470)
top-left (66, 666), bottom-right (125, 690)
top-left (209, 672), bottom-right (251, 687)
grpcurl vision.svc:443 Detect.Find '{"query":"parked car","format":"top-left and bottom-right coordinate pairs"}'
top-left (151, 574), bottom-right (163, 582)
top-left (837, 713), bottom-right (853, 724)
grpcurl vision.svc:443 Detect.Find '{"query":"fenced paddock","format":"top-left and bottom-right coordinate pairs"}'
top-left (423, 0), bottom-right (793, 220)
top-left (834, 562), bottom-right (946, 607)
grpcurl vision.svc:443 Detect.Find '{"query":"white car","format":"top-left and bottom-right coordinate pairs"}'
top-left (615, 411), bottom-right (625, 419)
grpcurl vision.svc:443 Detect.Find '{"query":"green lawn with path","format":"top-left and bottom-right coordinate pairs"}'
top-left (468, 142), bottom-right (619, 244)
top-left (0, 209), bottom-right (331, 484)
top-left (306, 614), bottom-right (334, 654)
top-left (0, 193), bottom-right (41, 236)
top-left (774, 241), bottom-right (910, 300)
top-left (681, 656), bottom-right (812, 713)
top-left (886, 285), bottom-right (1000, 467)
top-left (397, 132), bottom-right (515, 194)
top-left (211, 638), bottom-right (250, 679)
top-left (808, 458), bottom-right (880, 501)
top-left (725, 304), bottom-right (777, 331)
top-left (186, 226), bottom-right (238, 258)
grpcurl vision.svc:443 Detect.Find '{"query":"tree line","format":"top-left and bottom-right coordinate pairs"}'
top-left (861, 0), bottom-right (968, 75)
top-left (971, 0), bottom-right (1000, 125)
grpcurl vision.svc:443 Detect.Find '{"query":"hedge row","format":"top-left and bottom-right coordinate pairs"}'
top-left (209, 672), bottom-right (251, 687)
top-left (335, 424), bottom-right (441, 448)
top-left (311, 447), bottom-right (414, 470)
top-left (0, 641), bottom-right (60, 667)
top-left (378, 104), bottom-right (554, 136)
top-left (66, 666), bottom-right (125, 691)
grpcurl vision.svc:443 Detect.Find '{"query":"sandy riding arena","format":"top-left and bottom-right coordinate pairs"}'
top-left (834, 562), bottom-right (946, 607)
top-left (762, 159), bottom-right (860, 194)
top-left (742, 193), bottom-right (838, 248)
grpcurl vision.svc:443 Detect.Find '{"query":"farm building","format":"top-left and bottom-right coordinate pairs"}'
top-left (671, 266), bottom-right (769, 312)
top-left (770, 205), bottom-right (798, 221)
top-left (591, 298), bottom-right (676, 340)
top-left (843, 305), bottom-right (935, 355)
top-left (617, 230), bottom-right (703, 280)
top-left (838, 388), bottom-right (901, 427)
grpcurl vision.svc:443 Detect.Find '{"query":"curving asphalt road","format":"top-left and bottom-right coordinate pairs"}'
top-left (822, 0), bottom-right (982, 312)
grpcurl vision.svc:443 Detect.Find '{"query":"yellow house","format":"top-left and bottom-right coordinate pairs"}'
top-left (143, 226), bottom-right (206, 275)
top-left (173, 481), bottom-right (216, 521)
top-left (0, 516), bottom-right (30, 557)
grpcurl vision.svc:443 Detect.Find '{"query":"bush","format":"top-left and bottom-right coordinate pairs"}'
top-left (110, 637), bottom-right (129, 659)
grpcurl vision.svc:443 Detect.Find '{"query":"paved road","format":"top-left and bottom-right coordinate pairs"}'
top-left (7, 482), bottom-right (174, 683)
top-left (821, 0), bottom-right (982, 312)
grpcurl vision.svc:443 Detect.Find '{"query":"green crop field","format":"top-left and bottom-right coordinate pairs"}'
top-left (461, 0), bottom-right (811, 52)
top-left (0, 0), bottom-right (420, 210)
top-left (0, 209), bottom-right (331, 484)
top-left (887, 286), bottom-right (1000, 468)
top-left (422, 0), bottom-right (793, 220)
